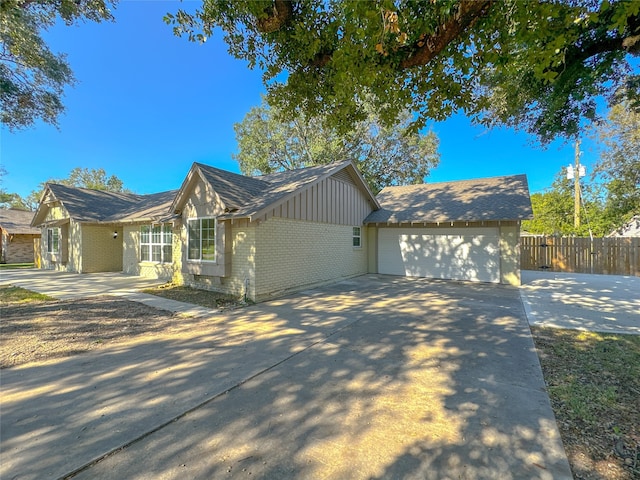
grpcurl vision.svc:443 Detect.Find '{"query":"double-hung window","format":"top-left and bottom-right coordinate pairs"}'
top-left (140, 224), bottom-right (172, 263)
top-left (47, 227), bottom-right (60, 253)
top-left (188, 218), bottom-right (216, 261)
top-left (352, 226), bottom-right (362, 248)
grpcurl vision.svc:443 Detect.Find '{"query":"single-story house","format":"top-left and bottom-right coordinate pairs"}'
top-left (30, 184), bottom-right (178, 277)
top-left (607, 214), bottom-right (640, 237)
top-left (31, 161), bottom-right (532, 301)
top-left (0, 208), bottom-right (40, 264)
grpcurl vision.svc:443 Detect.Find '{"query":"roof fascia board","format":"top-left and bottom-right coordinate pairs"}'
top-left (31, 185), bottom-right (63, 227)
top-left (171, 163), bottom-right (228, 214)
top-left (170, 163), bottom-right (201, 213)
top-left (344, 162), bottom-right (380, 209)
top-left (247, 161), bottom-right (380, 221)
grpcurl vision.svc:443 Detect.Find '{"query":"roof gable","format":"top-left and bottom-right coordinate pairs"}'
top-left (365, 174), bottom-right (533, 224)
top-left (173, 161), bottom-right (379, 220)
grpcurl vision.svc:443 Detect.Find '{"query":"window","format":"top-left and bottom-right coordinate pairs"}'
top-left (188, 218), bottom-right (216, 261)
top-left (47, 228), bottom-right (60, 253)
top-left (352, 226), bottom-right (362, 247)
top-left (140, 224), bottom-right (172, 263)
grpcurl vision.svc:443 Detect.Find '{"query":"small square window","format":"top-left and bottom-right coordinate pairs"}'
top-left (352, 226), bottom-right (361, 247)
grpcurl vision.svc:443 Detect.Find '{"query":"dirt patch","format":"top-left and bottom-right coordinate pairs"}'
top-left (1, 296), bottom-right (209, 369)
top-left (143, 284), bottom-right (247, 310)
top-left (532, 327), bottom-right (640, 480)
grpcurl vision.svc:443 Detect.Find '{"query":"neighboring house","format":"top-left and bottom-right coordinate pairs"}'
top-left (31, 185), bottom-right (178, 277)
top-left (31, 162), bottom-right (533, 301)
top-left (364, 175), bottom-right (533, 286)
top-left (0, 209), bottom-right (40, 264)
top-left (607, 214), bottom-right (640, 237)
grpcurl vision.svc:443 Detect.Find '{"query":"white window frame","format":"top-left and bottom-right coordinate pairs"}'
top-left (47, 227), bottom-right (60, 254)
top-left (352, 226), bottom-right (362, 248)
top-left (187, 218), bottom-right (216, 262)
top-left (140, 224), bottom-right (173, 263)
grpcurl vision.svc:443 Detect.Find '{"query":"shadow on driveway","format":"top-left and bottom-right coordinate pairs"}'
top-left (520, 270), bottom-right (640, 335)
top-left (1, 274), bottom-right (572, 479)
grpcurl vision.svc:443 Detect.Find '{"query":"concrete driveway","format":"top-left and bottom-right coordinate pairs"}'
top-left (520, 270), bottom-right (640, 335)
top-left (1, 274), bottom-right (572, 480)
top-left (0, 268), bottom-right (166, 300)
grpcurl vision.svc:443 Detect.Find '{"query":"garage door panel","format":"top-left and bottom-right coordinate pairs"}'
top-left (379, 228), bottom-right (500, 283)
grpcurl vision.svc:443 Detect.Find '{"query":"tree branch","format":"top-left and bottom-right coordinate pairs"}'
top-left (309, 0), bottom-right (493, 69)
top-left (256, 0), bottom-right (293, 33)
top-left (399, 0), bottom-right (493, 68)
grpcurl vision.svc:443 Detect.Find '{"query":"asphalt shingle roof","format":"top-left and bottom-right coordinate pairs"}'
top-left (44, 184), bottom-right (177, 223)
top-left (364, 174), bottom-right (533, 224)
top-left (0, 209), bottom-right (39, 234)
top-left (195, 161), bottom-right (361, 218)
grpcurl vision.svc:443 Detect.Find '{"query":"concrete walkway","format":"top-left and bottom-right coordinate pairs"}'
top-left (1, 273), bottom-right (572, 480)
top-left (0, 268), bottom-right (215, 317)
top-left (520, 270), bottom-right (640, 335)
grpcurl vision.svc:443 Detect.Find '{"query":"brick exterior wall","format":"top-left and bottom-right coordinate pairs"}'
top-left (1, 232), bottom-right (37, 263)
top-left (81, 225), bottom-right (123, 273)
top-left (39, 205), bottom-right (75, 272)
top-left (253, 217), bottom-right (367, 301)
top-left (183, 221), bottom-right (256, 300)
top-left (122, 224), bottom-right (179, 282)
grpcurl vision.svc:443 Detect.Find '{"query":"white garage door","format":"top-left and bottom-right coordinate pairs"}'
top-left (378, 227), bottom-right (500, 283)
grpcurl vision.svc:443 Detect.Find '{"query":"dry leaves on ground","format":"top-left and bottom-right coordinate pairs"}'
top-left (532, 327), bottom-right (640, 480)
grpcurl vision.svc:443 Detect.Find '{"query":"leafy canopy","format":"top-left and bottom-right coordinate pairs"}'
top-left (233, 97), bottom-right (440, 193)
top-left (591, 100), bottom-right (640, 224)
top-left (166, 0), bottom-right (640, 143)
top-left (522, 171), bottom-right (608, 237)
top-left (22, 167), bottom-right (129, 210)
top-left (0, 0), bottom-right (116, 130)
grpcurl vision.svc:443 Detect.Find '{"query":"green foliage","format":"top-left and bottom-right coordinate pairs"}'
top-left (166, 0), bottom-right (640, 143)
top-left (0, 0), bottom-right (116, 130)
top-left (0, 165), bottom-right (30, 209)
top-left (591, 101), bottom-right (640, 228)
top-left (63, 167), bottom-right (126, 192)
top-left (26, 167), bottom-right (129, 209)
top-left (522, 170), bottom-right (608, 237)
top-left (233, 97), bottom-right (440, 193)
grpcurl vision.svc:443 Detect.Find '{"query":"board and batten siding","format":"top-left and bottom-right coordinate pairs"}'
top-left (258, 174), bottom-right (373, 226)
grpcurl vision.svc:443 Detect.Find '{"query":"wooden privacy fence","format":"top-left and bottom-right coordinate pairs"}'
top-left (520, 236), bottom-right (640, 277)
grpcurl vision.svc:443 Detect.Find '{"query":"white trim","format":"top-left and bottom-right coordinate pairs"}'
top-left (186, 217), bottom-right (217, 263)
top-left (352, 226), bottom-right (362, 248)
top-left (140, 223), bottom-right (173, 264)
top-left (46, 227), bottom-right (60, 254)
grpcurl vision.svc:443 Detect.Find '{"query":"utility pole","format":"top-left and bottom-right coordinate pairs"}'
top-left (574, 139), bottom-right (581, 229)
top-left (566, 139), bottom-right (585, 230)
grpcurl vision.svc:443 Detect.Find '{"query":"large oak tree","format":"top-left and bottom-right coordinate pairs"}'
top-left (167, 0), bottom-right (640, 143)
top-left (234, 98), bottom-right (440, 193)
top-left (1, 0), bottom-right (116, 130)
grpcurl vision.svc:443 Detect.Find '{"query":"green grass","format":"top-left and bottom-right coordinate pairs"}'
top-left (0, 286), bottom-right (55, 305)
top-left (532, 327), bottom-right (640, 478)
top-left (0, 263), bottom-right (35, 269)
top-left (535, 329), bottom-right (639, 427)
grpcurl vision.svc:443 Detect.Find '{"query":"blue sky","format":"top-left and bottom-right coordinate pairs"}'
top-left (1, 1), bottom-right (610, 199)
